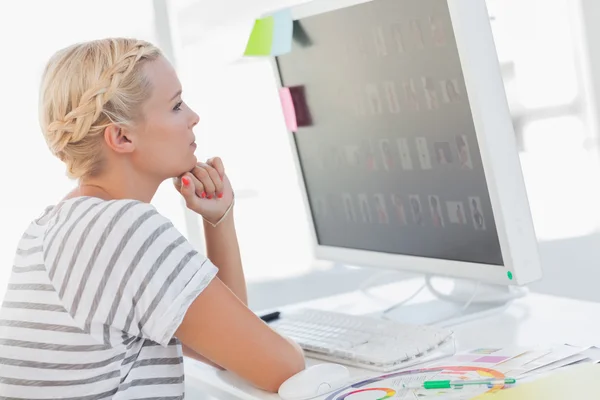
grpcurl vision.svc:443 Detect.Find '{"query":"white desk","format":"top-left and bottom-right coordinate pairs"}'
top-left (183, 279), bottom-right (600, 399)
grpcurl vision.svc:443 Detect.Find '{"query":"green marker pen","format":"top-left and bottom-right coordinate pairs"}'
top-left (404, 377), bottom-right (516, 390)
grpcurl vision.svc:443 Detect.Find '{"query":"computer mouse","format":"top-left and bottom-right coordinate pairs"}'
top-left (278, 363), bottom-right (351, 400)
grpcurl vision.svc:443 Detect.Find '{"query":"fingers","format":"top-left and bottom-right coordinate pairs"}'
top-left (174, 157), bottom-right (225, 204)
top-left (179, 174), bottom-right (197, 207)
top-left (204, 164), bottom-right (223, 198)
top-left (190, 165), bottom-right (214, 198)
top-left (173, 175), bottom-right (204, 198)
top-left (207, 157), bottom-right (225, 180)
top-left (189, 172), bottom-right (206, 199)
top-left (192, 162), bottom-right (223, 199)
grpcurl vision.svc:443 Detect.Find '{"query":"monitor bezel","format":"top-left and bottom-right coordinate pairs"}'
top-left (270, 0), bottom-right (541, 286)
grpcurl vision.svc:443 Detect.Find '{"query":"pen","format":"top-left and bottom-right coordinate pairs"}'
top-left (404, 377), bottom-right (516, 390)
top-left (259, 311), bottom-right (281, 323)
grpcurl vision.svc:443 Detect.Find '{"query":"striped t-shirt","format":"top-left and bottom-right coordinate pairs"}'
top-left (0, 196), bottom-right (218, 399)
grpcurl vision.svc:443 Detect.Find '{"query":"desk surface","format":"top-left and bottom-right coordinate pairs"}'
top-left (183, 279), bottom-right (600, 400)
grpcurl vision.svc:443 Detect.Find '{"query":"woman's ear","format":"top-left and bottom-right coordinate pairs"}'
top-left (104, 124), bottom-right (135, 154)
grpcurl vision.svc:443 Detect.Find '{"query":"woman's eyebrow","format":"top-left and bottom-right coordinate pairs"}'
top-left (170, 89), bottom-right (182, 101)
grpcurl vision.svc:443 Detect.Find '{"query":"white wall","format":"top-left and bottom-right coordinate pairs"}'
top-left (526, 0), bottom-right (600, 302)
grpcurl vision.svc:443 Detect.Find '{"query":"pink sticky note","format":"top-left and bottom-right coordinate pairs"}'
top-left (279, 87), bottom-right (298, 132)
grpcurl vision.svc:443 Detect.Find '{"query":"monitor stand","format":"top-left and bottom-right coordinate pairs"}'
top-left (382, 278), bottom-right (525, 327)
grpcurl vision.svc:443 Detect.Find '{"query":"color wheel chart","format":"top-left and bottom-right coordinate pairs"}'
top-left (325, 366), bottom-right (506, 400)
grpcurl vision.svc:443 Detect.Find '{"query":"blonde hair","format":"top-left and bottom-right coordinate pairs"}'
top-left (39, 38), bottom-right (162, 179)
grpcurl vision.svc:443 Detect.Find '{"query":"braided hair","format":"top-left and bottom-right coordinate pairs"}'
top-left (39, 38), bottom-right (162, 179)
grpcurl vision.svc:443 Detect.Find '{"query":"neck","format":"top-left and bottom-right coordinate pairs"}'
top-left (76, 167), bottom-right (161, 204)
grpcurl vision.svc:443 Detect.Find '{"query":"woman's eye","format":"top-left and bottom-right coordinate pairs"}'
top-left (173, 101), bottom-right (183, 111)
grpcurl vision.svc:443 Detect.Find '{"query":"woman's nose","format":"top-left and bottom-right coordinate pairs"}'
top-left (190, 110), bottom-right (200, 128)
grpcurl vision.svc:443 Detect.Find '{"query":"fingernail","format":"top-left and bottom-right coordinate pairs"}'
top-left (201, 192), bottom-right (206, 198)
top-left (207, 194), bottom-right (213, 199)
top-left (217, 193), bottom-right (223, 199)
top-left (182, 177), bottom-right (190, 186)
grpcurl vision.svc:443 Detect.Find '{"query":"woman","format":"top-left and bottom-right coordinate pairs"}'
top-left (0, 38), bottom-right (305, 399)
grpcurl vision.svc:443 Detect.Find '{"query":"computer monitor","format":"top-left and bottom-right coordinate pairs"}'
top-left (272, 0), bottom-right (541, 290)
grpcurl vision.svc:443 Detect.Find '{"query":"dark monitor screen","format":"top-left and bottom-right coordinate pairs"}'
top-left (275, 0), bottom-right (503, 266)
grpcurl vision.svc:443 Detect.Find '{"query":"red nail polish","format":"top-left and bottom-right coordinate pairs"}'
top-left (217, 193), bottom-right (223, 199)
top-left (182, 177), bottom-right (190, 186)
top-left (201, 192), bottom-right (206, 198)
top-left (207, 194), bottom-right (213, 199)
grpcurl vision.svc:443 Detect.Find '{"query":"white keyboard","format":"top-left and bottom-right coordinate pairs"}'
top-left (271, 309), bottom-right (454, 371)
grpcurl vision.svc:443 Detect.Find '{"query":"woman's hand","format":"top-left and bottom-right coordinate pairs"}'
top-left (173, 157), bottom-right (234, 224)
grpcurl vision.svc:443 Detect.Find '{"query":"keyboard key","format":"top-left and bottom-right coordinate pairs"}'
top-left (273, 308), bottom-right (454, 371)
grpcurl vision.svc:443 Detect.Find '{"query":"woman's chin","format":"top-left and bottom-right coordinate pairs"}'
top-left (187, 154), bottom-right (198, 170)
top-left (170, 155), bottom-right (198, 178)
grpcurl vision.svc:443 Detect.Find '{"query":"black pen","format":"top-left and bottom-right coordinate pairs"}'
top-left (260, 311), bottom-right (281, 323)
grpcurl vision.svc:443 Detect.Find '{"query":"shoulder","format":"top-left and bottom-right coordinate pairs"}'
top-left (88, 199), bottom-right (180, 244)
top-left (42, 197), bottom-right (186, 290)
top-left (44, 197), bottom-right (176, 251)
top-left (56, 197), bottom-right (164, 225)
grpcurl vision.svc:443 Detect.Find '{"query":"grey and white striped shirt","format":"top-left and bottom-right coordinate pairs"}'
top-left (0, 197), bottom-right (218, 399)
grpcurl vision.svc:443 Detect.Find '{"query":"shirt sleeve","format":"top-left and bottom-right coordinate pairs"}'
top-left (44, 198), bottom-right (218, 346)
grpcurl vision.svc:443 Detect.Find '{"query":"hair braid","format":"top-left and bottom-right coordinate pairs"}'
top-left (40, 38), bottom-right (162, 177)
